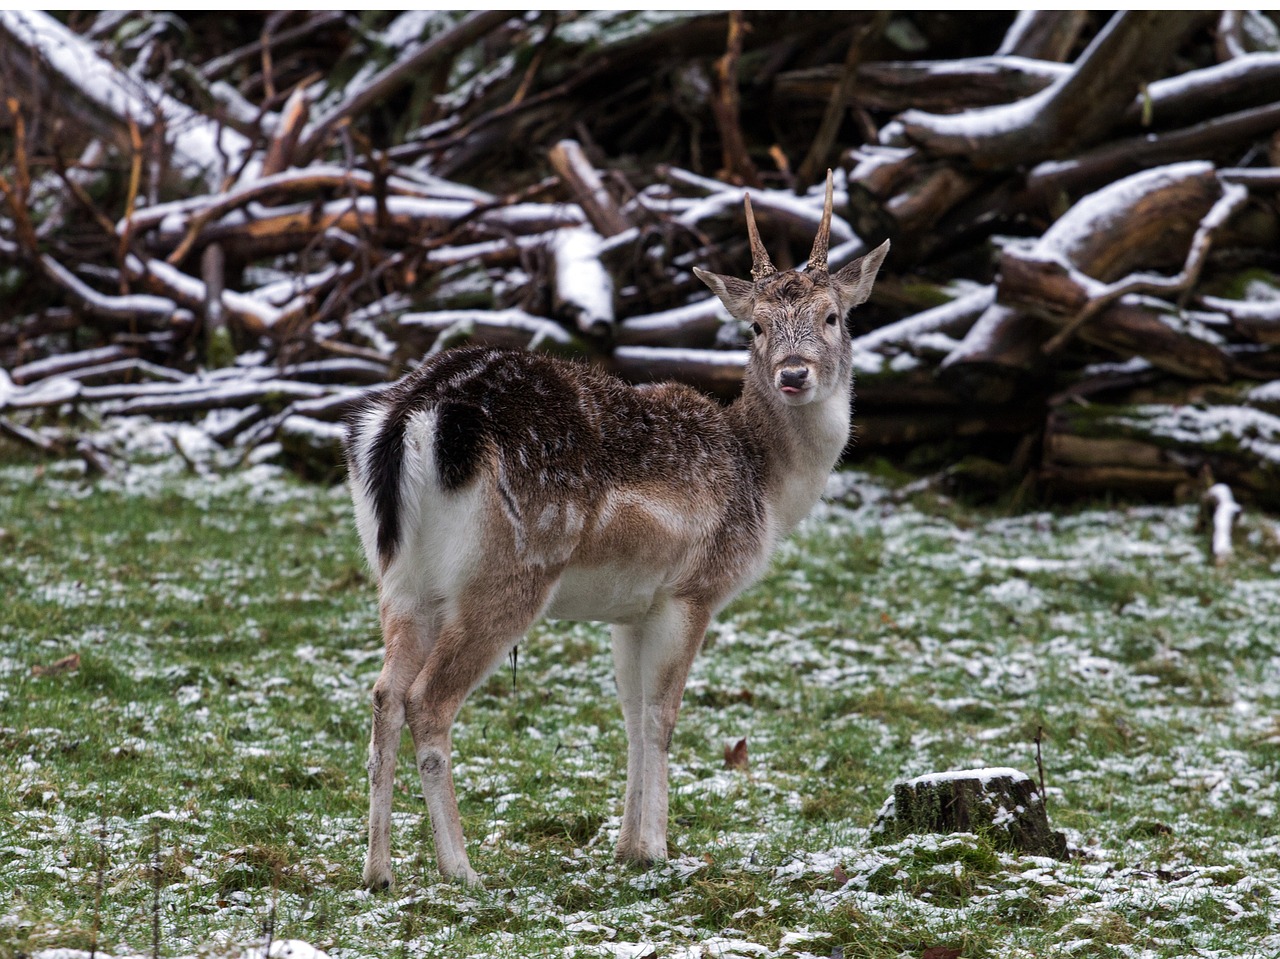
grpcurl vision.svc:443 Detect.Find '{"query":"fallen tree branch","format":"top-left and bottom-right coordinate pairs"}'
top-left (896, 11), bottom-right (1211, 170)
top-left (296, 10), bottom-right (513, 163)
top-left (0, 10), bottom-right (250, 188)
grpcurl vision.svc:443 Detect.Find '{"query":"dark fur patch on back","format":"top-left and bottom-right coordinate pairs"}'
top-left (434, 399), bottom-right (492, 491)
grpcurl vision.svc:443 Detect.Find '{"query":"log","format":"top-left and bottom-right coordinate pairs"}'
top-left (776, 58), bottom-right (1067, 116)
top-left (983, 163), bottom-right (1243, 382)
top-left (1044, 401), bottom-right (1280, 506)
top-left (10, 345), bottom-right (137, 385)
top-left (1200, 295), bottom-right (1280, 344)
top-left (607, 346), bottom-right (748, 399)
top-left (547, 139), bottom-right (631, 237)
top-left (0, 11), bottom-right (250, 188)
top-left (897, 12), bottom-right (1211, 170)
top-left (995, 10), bottom-right (1090, 62)
top-left (871, 767), bottom-right (1068, 860)
top-left (1024, 101), bottom-right (1280, 206)
top-left (617, 300), bottom-right (725, 349)
top-left (550, 226), bottom-right (616, 336)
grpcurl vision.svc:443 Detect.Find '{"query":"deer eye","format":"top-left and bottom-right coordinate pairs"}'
top-left (825, 312), bottom-right (838, 326)
top-left (751, 322), bottom-right (763, 336)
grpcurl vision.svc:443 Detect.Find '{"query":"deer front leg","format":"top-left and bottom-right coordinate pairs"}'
top-left (364, 609), bottom-right (429, 891)
top-left (611, 624), bottom-right (646, 855)
top-left (614, 597), bottom-right (710, 865)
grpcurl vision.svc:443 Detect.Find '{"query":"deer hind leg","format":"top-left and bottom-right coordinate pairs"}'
top-left (364, 604), bottom-right (434, 891)
top-left (405, 567), bottom-right (560, 885)
top-left (614, 596), bottom-right (711, 865)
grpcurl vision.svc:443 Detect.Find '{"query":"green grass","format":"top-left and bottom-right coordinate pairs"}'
top-left (2, 455), bottom-right (1279, 958)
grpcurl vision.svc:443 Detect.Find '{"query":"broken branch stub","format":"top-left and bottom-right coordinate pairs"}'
top-left (872, 768), bottom-right (1068, 860)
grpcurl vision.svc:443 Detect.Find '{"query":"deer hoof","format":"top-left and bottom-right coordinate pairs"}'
top-left (363, 861), bottom-right (394, 892)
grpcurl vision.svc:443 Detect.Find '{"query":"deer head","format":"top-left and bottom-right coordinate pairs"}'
top-left (694, 171), bottom-right (889, 407)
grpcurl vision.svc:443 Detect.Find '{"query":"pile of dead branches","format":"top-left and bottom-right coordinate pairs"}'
top-left (3, 11), bottom-right (1280, 503)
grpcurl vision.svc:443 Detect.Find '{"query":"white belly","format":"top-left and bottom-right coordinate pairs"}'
top-left (546, 563), bottom-right (667, 624)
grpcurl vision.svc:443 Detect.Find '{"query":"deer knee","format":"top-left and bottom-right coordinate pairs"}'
top-left (417, 746), bottom-right (448, 778)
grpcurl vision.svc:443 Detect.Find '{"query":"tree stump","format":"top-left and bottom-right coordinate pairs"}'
top-left (871, 767), bottom-right (1068, 860)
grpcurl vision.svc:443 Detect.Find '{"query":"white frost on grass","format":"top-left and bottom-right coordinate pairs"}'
top-left (33, 942), bottom-right (330, 959)
top-left (5, 466), bottom-right (1280, 958)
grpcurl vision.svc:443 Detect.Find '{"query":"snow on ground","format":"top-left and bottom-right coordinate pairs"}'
top-left (2, 447), bottom-right (1279, 956)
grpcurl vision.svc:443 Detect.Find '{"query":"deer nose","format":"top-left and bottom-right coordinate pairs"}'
top-left (779, 366), bottom-right (810, 390)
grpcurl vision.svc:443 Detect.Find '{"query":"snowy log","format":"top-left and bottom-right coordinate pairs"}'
top-left (896, 12), bottom-right (1211, 170)
top-left (872, 767), bottom-right (1067, 860)
top-left (0, 11), bottom-right (251, 188)
top-left (942, 163), bottom-right (1244, 391)
top-left (397, 308), bottom-right (579, 355)
top-left (617, 300), bottom-right (727, 349)
top-left (608, 346), bottom-right (748, 398)
top-left (1044, 402), bottom-right (1280, 506)
top-left (548, 139), bottom-right (631, 237)
top-left (996, 10), bottom-right (1089, 61)
top-left (551, 227), bottom-right (616, 336)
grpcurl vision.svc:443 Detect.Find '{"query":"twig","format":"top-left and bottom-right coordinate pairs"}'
top-left (118, 118), bottom-right (144, 292)
top-left (151, 821), bottom-right (162, 959)
top-left (710, 11), bottom-right (759, 187)
top-left (795, 13), bottom-right (887, 191)
top-left (90, 815), bottom-right (108, 959)
top-left (1034, 726), bottom-right (1047, 805)
top-left (1, 100), bottom-right (39, 253)
top-left (1041, 180), bottom-right (1249, 355)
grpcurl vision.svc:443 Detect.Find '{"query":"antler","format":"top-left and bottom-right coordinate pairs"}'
top-left (743, 193), bottom-right (777, 283)
top-left (807, 169), bottom-right (834, 275)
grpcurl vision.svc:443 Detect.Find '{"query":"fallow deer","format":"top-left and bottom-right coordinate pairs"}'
top-left (344, 172), bottom-right (889, 888)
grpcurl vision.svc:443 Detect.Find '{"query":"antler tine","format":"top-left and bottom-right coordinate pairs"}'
top-left (743, 193), bottom-right (777, 282)
top-left (807, 169), bottom-right (835, 274)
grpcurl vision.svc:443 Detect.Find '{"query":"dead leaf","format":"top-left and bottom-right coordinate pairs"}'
top-left (31, 652), bottom-right (80, 677)
top-left (723, 737), bottom-right (749, 770)
top-left (921, 947), bottom-right (962, 959)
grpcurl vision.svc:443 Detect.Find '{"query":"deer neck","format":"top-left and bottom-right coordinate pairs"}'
top-left (732, 357), bottom-right (852, 536)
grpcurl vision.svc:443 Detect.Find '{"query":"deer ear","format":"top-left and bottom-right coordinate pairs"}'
top-left (693, 267), bottom-right (755, 322)
top-left (830, 239), bottom-right (890, 313)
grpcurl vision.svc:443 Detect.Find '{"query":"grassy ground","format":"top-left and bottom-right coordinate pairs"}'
top-left (2, 439), bottom-right (1279, 958)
